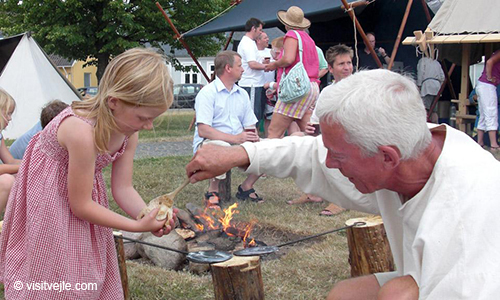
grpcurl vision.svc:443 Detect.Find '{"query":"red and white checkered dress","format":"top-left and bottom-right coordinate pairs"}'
top-left (0, 107), bottom-right (127, 299)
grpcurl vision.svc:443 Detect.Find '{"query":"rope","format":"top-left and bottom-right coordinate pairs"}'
top-left (344, 0), bottom-right (376, 72)
top-left (179, 3), bottom-right (238, 39)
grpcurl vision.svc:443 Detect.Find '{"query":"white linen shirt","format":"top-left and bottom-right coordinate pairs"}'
top-left (237, 35), bottom-right (264, 87)
top-left (193, 77), bottom-right (258, 152)
top-left (241, 124), bottom-right (500, 299)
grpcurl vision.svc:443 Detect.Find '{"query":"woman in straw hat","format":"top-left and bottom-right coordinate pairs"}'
top-left (265, 6), bottom-right (320, 138)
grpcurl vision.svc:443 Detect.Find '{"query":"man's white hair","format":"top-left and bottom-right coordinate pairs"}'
top-left (316, 69), bottom-right (432, 160)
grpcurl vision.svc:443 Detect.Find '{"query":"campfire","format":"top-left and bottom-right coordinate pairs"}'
top-left (183, 203), bottom-right (259, 249)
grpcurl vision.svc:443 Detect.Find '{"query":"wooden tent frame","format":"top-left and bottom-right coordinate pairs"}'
top-left (403, 32), bottom-right (500, 132)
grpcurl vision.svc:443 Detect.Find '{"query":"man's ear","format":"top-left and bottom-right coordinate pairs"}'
top-left (107, 96), bottom-right (119, 111)
top-left (224, 64), bottom-right (231, 74)
top-left (379, 145), bottom-right (401, 169)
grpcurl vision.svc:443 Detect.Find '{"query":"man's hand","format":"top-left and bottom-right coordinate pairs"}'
top-left (304, 122), bottom-right (317, 136)
top-left (186, 144), bottom-right (250, 183)
top-left (378, 47), bottom-right (387, 57)
top-left (265, 62), bottom-right (277, 72)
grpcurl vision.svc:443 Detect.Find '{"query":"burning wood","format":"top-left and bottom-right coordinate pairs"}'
top-left (181, 202), bottom-right (258, 249)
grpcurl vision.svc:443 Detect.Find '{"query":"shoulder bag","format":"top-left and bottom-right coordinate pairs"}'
top-left (278, 30), bottom-right (311, 103)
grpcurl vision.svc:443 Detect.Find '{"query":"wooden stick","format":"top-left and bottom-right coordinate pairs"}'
top-left (341, 0), bottom-right (369, 10)
top-left (113, 232), bottom-right (129, 300)
top-left (388, 0), bottom-right (414, 70)
top-left (420, 0), bottom-right (432, 23)
top-left (340, 0), bottom-right (383, 68)
top-left (156, 2), bottom-right (210, 82)
top-left (457, 44), bottom-right (471, 132)
top-left (428, 63), bottom-right (455, 121)
top-left (442, 61), bottom-right (457, 100)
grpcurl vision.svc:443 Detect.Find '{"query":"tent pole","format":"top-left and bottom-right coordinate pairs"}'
top-left (427, 63), bottom-right (455, 121)
top-left (441, 61), bottom-right (457, 100)
top-left (388, 0), bottom-right (413, 70)
top-left (223, 32), bottom-right (235, 51)
top-left (420, 0), bottom-right (432, 23)
top-left (340, 0), bottom-right (383, 68)
top-left (156, 2), bottom-right (211, 82)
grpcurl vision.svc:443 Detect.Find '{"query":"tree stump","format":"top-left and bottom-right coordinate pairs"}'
top-left (210, 255), bottom-right (264, 300)
top-left (214, 169), bottom-right (231, 203)
top-left (345, 216), bottom-right (395, 277)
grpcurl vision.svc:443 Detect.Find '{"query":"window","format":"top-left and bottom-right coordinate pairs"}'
top-left (84, 73), bottom-right (91, 87)
top-left (182, 64), bottom-right (200, 84)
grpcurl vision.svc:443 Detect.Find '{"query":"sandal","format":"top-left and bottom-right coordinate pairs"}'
top-left (287, 194), bottom-right (323, 205)
top-left (204, 191), bottom-right (220, 209)
top-left (236, 185), bottom-right (264, 203)
top-left (490, 146), bottom-right (500, 153)
top-left (319, 203), bottom-right (346, 216)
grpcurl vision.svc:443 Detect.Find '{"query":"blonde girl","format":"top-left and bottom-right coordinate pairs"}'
top-left (0, 48), bottom-right (175, 299)
top-left (0, 89), bottom-right (21, 214)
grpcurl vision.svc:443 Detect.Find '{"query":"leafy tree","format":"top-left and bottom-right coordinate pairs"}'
top-left (0, 0), bottom-right (231, 81)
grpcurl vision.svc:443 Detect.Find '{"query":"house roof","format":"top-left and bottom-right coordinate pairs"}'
top-left (48, 54), bottom-right (74, 67)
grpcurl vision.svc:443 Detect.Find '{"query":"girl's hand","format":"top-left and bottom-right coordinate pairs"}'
top-left (136, 207), bottom-right (167, 233)
top-left (151, 208), bottom-right (179, 237)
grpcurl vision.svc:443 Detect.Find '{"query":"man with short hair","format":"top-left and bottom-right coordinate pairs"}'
top-left (290, 44), bottom-right (353, 213)
top-left (237, 18), bottom-right (268, 124)
top-left (357, 32), bottom-right (390, 70)
top-left (193, 50), bottom-right (263, 208)
top-left (188, 69), bottom-right (500, 299)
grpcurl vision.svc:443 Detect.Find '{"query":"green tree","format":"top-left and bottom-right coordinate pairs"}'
top-left (0, 0), bottom-right (231, 81)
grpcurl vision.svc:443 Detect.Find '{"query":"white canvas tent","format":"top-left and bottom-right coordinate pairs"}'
top-left (0, 33), bottom-right (80, 139)
top-left (403, 0), bottom-right (500, 132)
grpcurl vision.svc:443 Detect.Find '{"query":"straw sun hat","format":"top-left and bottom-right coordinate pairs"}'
top-left (277, 6), bottom-right (311, 30)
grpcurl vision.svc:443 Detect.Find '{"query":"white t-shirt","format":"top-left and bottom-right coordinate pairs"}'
top-left (242, 124), bottom-right (500, 299)
top-left (237, 35), bottom-right (264, 87)
top-left (258, 48), bottom-right (274, 87)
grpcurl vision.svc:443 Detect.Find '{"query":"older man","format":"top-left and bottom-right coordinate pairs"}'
top-left (187, 69), bottom-right (500, 299)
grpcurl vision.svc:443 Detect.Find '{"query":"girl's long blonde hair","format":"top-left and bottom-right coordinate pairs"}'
top-left (72, 48), bottom-right (174, 153)
top-left (0, 88), bottom-right (16, 131)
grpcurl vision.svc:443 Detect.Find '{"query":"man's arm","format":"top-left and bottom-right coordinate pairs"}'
top-left (187, 144), bottom-right (249, 183)
top-left (248, 61), bottom-right (267, 71)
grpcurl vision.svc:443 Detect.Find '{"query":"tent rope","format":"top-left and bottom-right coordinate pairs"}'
top-left (345, 0), bottom-right (376, 72)
top-left (179, 3), bottom-right (238, 39)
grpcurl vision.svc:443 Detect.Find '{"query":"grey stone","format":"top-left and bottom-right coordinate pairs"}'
top-left (121, 231), bottom-right (144, 260)
top-left (142, 231), bottom-right (187, 270)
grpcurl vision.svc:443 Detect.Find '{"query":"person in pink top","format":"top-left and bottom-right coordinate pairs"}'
top-left (265, 6), bottom-right (319, 139)
top-left (0, 48), bottom-right (177, 299)
top-left (476, 51), bottom-right (500, 151)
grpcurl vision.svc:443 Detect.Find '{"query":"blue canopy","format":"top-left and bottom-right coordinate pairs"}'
top-left (183, 0), bottom-right (364, 37)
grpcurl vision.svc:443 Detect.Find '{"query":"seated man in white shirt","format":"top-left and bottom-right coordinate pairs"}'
top-left (187, 69), bottom-right (500, 299)
top-left (193, 50), bottom-right (262, 208)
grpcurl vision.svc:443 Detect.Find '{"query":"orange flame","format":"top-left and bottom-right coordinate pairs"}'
top-left (193, 203), bottom-right (256, 243)
top-left (242, 220), bottom-right (256, 247)
top-left (219, 203), bottom-right (239, 234)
